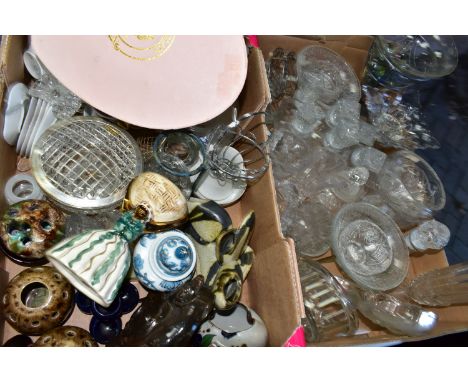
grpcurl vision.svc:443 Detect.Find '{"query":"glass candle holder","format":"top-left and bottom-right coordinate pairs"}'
top-left (298, 257), bottom-right (359, 342)
top-left (153, 132), bottom-right (205, 178)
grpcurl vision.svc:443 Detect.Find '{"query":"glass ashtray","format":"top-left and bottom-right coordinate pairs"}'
top-left (31, 116), bottom-right (142, 213)
top-left (298, 257), bottom-right (358, 342)
top-left (331, 202), bottom-right (409, 291)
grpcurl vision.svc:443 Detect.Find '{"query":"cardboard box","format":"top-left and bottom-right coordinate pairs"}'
top-left (1, 35), bottom-right (467, 347)
top-left (0, 35), bottom-right (304, 347)
top-left (258, 35), bottom-right (468, 346)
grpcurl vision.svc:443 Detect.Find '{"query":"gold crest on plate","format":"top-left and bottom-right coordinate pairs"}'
top-left (108, 35), bottom-right (175, 61)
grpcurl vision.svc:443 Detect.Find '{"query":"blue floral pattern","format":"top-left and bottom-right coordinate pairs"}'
top-left (133, 231), bottom-right (196, 292)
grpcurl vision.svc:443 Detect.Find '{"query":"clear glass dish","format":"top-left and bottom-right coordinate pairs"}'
top-left (331, 202), bottom-right (409, 291)
top-left (376, 150), bottom-right (446, 226)
top-left (366, 35), bottom-right (458, 88)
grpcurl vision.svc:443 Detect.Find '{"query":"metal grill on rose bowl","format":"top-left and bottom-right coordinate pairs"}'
top-left (32, 117), bottom-right (142, 213)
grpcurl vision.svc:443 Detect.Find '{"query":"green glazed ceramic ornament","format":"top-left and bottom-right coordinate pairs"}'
top-left (0, 200), bottom-right (65, 266)
top-left (192, 211), bottom-right (255, 310)
top-left (46, 208), bottom-right (148, 307)
top-left (185, 198), bottom-right (232, 244)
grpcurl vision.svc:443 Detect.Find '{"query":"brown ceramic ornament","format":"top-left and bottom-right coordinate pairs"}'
top-left (2, 266), bottom-right (75, 335)
top-left (108, 275), bottom-right (214, 347)
top-left (0, 200), bottom-right (65, 266)
top-left (123, 172), bottom-right (188, 227)
top-left (34, 326), bottom-right (98, 347)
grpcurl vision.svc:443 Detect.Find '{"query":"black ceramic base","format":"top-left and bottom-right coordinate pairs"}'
top-left (0, 239), bottom-right (48, 267)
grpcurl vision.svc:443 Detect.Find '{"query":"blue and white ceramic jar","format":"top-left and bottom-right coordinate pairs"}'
top-left (133, 230), bottom-right (197, 292)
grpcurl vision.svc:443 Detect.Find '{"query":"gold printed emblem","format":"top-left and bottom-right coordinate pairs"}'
top-left (108, 35), bottom-right (175, 61)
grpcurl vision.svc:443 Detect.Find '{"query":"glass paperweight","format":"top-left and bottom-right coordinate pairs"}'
top-left (404, 219), bottom-right (450, 253)
top-left (366, 35), bottom-right (458, 89)
top-left (153, 132), bottom-right (205, 177)
top-left (376, 150), bottom-right (446, 227)
top-left (331, 202), bottom-right (409, 291)
top-left (296, 45), bottom-right (361, 103)
top-left (408, 262), bottom-right (468, 306)
top-left (31, 117), bottom-right (142, 214)
top-left (298, 257), bottom-right (358, 342)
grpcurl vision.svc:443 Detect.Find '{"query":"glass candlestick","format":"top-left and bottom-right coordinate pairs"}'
top-left (404, 220), bottom-right (450, 253)
top-left (408, 261), bottom-right (468, 306)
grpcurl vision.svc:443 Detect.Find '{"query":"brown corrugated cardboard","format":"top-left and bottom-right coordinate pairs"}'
top-left (0, 36), bottom-right (303, 347)
top-left (1, 35), bottom-right (467, 347)
top-left (259, 35), bottom-right (468, 346)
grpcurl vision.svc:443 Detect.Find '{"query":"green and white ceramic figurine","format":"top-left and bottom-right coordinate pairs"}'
top-left (46, 208), bottom-right (148, 307)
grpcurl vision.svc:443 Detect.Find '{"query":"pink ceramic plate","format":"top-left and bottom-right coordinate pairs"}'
top-left (31, 36), bottom-right (248, 130)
